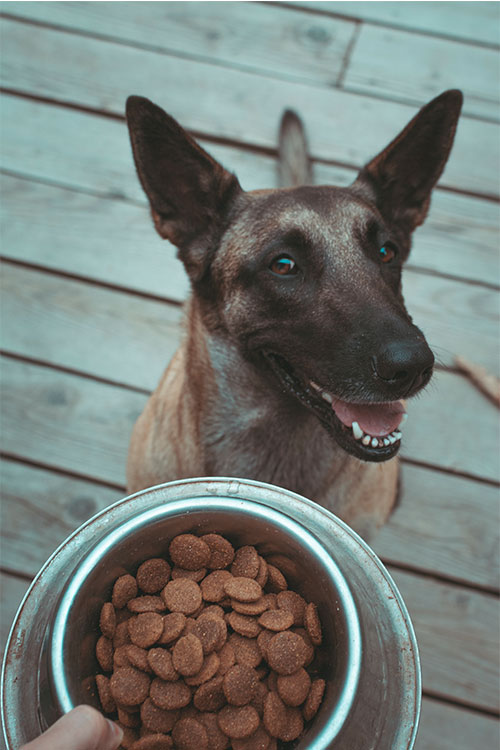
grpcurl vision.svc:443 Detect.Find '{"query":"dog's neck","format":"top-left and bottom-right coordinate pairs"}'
top-left (184, 296), bottom-right (350, 499)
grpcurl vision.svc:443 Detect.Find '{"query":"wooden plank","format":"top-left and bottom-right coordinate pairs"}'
top-left (390, 568), bottom-right (499, 712)
top-left (416, 697), bottom-right (499, 750)
top-left (2, 96), bottom-right (499, 286)
top-left (290, 2), bottom-right (500, 46)
top-left (0, 571), bottom-right (30, 657)
top-left (0, 1), bottom-right (356, 87)
top-left (344, 24), bottom-right (500, 121)
top-left (0, 458), bottom-right (122, 578)
top-left (373, 464), bottom-right (500, 591)
top-left (1, 19), bottom-right (498, 197)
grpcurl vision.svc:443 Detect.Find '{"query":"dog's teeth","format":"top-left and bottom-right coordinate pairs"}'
top-left (394, 431), bottom-right (402, 440)
top-left (351, 421), bottom-right (363, 440)
top-left (383, 438), bottom-right (390, 446)
top-left (400, 413), bottom-right (408, 425)
top-left (388, 435), bottom-right (397, 445)
top-left (310, 381), bottom-right (321, 392)
top-left (362, 435), bottom-right (371, 446)
top-left (370, 437), bottom-right (379, 448)
top-left (321, 391), bottom-right (333, 404)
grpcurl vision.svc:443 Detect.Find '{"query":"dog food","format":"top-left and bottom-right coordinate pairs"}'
top-left (94, 533), bottom-right (326, 749)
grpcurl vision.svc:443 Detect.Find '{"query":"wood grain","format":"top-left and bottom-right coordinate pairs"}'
top-left (390, 568), bottom-right (499, 712)
top-left (1, 19), bottom-right (498, 196)
top-left (415, 697), bottom-right (499, 749)
top-left (0, 571), bottom-right (30, 657)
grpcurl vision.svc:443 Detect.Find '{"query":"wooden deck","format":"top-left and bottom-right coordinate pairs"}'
top-left (0, 2), bottom-right (499, 747)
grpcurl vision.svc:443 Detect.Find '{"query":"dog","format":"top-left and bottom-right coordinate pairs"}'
top-left (125, 90), bottom-right (462, 540)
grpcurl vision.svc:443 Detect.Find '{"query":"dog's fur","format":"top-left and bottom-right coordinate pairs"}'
top-left (125, 91), bottom-right (462, 540)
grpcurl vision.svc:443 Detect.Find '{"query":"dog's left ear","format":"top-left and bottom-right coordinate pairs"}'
top-left (353, 90), bottom-right (463, 242)
top-left (126, 96), bottom-right (242, 282)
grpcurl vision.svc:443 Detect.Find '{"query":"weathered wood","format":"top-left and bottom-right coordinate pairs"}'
top-left (373, 464), bottom-right (500, 590)
top-left (345, 24), bottom-right (500, 121)
top-left (0, 1), bottom-right (356, 87)
top-left (2, 95), bottom-right (499, 287)
top-left (0, 571), bottom-right (30, 656)
top-left (1, 19), bottom-right (498, 196)
top-left (290, 1), bottom-right (500, 46)
top-left (415, 697), bottom-right (500, 750)
top-left (0, 458), bottom-right (122, 578)
top-left (390, 568), bottom-right (499, 712)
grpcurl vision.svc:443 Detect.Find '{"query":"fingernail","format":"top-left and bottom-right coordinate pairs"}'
top-left (106, 719), bottom-right (123, 746)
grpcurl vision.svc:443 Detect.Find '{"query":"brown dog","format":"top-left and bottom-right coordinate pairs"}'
top-left (125, 91), bottom-right (462, 540)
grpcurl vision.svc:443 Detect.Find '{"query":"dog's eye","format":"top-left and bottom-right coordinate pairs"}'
top-left (270, 255), bottom-right (298, 275)
top-left (379, 244), bottom-right (397, 264)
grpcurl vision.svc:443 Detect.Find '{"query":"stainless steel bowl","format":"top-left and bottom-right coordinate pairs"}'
top-left (1, 478), bottom-right (421, 748)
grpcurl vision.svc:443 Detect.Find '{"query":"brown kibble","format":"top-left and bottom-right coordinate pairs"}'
top-left (117, 723), bottom-right (139, 749)
top-left (192, 616), bottom-right (227, 653)
top-left (140, 698), bottom-right (178, 733)
top-left (96, 635), bottom-right (113, 672)
top-left (265, 565), bottom-right (287, 593)
top-left (127, 596), bottom-right (166, 614)
top-left (277, 668), bottom-right (311, 706)
top-left (224, 577), bottom-right (262, 603)
top-left (278, 706), bottom-right (303, 741)
top-left (266, 631), bottom-right (308, 675)
top-left (110, 667), bottom-right (150, 706)
top-left (201, 533), bottom-right (235, 569)
top-left (228, 611), bottom-right (262, 638)
top-left (250, 680), bottom-right (269, 717)
top-left (217, 704), bottom-right (260, 739)
top-left (136, 558), bottom-right (171, 594)
top-left (96, 674), bottom-right (115, 713)
top-left (197, 712), bottom-right (230, 750)
top-left (171, 567), bottom-right (207, 582)
top-left (126, 645), bottom-right (152, 673)
top-left (99, 602), bottom-right (116, 639)
top-left (172, 634), bottom-right (204, 676)
top-left (216, 641), bottom-right (236, 676)
top-left (114, 644), bottom-right (132, 669)
top-left (112, 574), bottom-right (138, 609)
top-left (150, 678), bottom-right (191, 710)
top-left (258, 609), bottom-right (294, 632)
top-left (263, 691), bottom-right (286, 738)
top-left (200, 570), bottom-right (233, 602)
top-left (304, 602), bottom-right (322, 646)
top-left (172, 717), bottom-right (209, 750)
top-left (256, 630), bottom-right (274, 660)
top-left (129, 735), bottom-right (173, 750)
top-left (169, 534), bottom-right (211, 571)
top-left (229, 633), bottom-right (262, 668)
top-left (162, 579), bottom-right (202, 615)
top-left (233, 725), bottom-right (272, 750)
top-left (118, 707), bottom-right (141, 728)
top-left (231, 546), bottom-right (260, 579)
top-left (114, 620), bottom-right (131, 648)
top-left (293, 628), bottom-right (315, 667)
top-left (158, 612), bottom-right (186, 644)
top-left (223, 664), bottom-right (259, 706)
top-left (199, 604), bottom-right (225, 620)
top-left (193, 675), bottom-right (225, 712)
top-left (147, 648), bottom-right (179, 681)
top-left (231, 596), bottom-right (269, 616)
top-left (185, 651), bottom-right (220, 686)
top-left (303, 678), bottom-right (326, 721)
top-left (277, 591), bottom-right (306, 627)
top-left (254, 557), bottom-right (269, 589)
top-left (128, 613), bottom-right (164, 648)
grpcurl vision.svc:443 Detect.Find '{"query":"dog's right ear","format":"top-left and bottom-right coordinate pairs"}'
top-left (126, 96), bottom-right (242, 282)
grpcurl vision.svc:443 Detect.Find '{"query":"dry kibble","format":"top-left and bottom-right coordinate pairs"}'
top-left (114, 645), bottom-right (132, 669)
top-left (96, 635), bottom-right (113, 672)
top-left (228, 611), bottom-right (262, 638)
top-left (293, 628), bottom-right (315, 667)
top-left (118, 707), bottom-right (141, 728)
top-left (258, 609), bottom-right (294, 632)
top-left (150, 678), bottom-right (192, 710)
top-left (126, 645), bottom-right (152, 673)
top-left (277, 591), bottom-right (306, 627)
top-left (128, 613), bottom-right (164, 648)
top-left (162, 579), bottom-right (202, 615)
top-left (147, 648), bottom-right (179, 681)
top-left (110, 667), bottom-right (150, 706)
top-left (216, 642), bottom-right (236, 676)
top-left (217, 704), bottom-right (260, 739)
top-left (100, 602), bottom-right (116, 639)
top-left (172, 634), bottom-right (204, 676)
top-left (127, 596), bottom-right (166, 614)
top-left (112, 574), bottom-right (138, 609)
top-left (129, 735), bottom-right (173, 750)
top-left (263, 691), bottom-right (286, 738)
top-left (304, 602), bottom-right (322, 646)
top-left (158, 612), bottom-right (186, 644)
top-left (192, 616), bottom-right (226, 654)
top-left (171, 717), bottom-right (209, 750)
top-left (197, 712), bottom-right (230, 750)
top-left (231, 597), bottom-right (269, 616)
top-left (265, 565), bottom-right (287, 593)
top-left (96, 674), bottom-right (116, 714)
top-left (114, 620), bottom-right (131, 648)
top-left (229, 633), bottom-right (262, 668)
top-left (223, 664), bottom-right (259, 706)
top-left (278, 706), bottom-right (304, 741)
top-left (185, 652), bottom-right (220, 686)
top-left (193, 675), bottom-right (226, 712)
top-left (277, 668), bottom-right (311, 706)
top-left (201, 533), bottom-right (235, 569)
top-left (233, 725), bottom-right (272, 750)
top-left (171, 567), bottom-right (207, 582)
top-left (136, 558), bottom-right (171, 594)
top-left (140, 698), bottom-right (178, 733)
top-left (200, 570), bottom-right (233, 602)
top-left (303, 678), bottom-right (326, 721)
top-left (169, 534), bottom-right (211, 571)
top-left (224, 577), bottom-right (262, 603)
top-left (266, 631), bottom-right (308, 675)
top-left (254, 557), bottom-right (269, 589)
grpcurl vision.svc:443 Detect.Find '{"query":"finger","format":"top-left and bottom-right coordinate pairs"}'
top-left (21, 705), bottom-right (123, 750)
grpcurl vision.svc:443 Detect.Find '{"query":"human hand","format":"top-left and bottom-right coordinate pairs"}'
top-left (20, 705), bottom-right (123, 750)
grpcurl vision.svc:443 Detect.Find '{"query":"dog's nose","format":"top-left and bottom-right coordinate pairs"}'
top-left (373, 338), bottom-right (435, 393)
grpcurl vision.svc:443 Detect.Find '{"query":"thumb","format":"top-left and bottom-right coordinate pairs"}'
top-left (21, 705), bottom-right (123, 750)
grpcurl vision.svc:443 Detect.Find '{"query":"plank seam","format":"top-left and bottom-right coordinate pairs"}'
top-left (421, 687), bottom-right (500, 719)
top-left (385, 560), bottom-right (499, 599)
top-left (336, 17), bottom-right (362, 88)
top-left (0, 567), bottom-right (35, 584)
top-left (401, 456), bottom-right (500, 489)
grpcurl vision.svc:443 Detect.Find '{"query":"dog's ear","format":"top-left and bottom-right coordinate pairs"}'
top-left (126, 96), bottom-right (242, 281)
top-left (353, 90), bottom-right (463, 240)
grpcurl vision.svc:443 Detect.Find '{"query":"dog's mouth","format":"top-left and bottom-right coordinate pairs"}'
top-left (263, 352), bottom-right (406, 462)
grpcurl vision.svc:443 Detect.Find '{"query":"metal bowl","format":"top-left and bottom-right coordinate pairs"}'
top-left (1, 478), bottom-right (421, 748)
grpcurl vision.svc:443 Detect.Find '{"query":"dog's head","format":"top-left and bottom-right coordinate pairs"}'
top-left (126, 91), bottom-right (462, 462)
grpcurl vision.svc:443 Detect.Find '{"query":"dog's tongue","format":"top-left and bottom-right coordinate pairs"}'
top-left (331, 398), bottom-right (405, 436)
